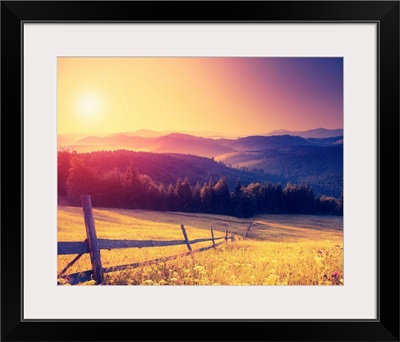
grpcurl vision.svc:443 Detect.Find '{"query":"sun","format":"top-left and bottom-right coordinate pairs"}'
top-left (76, 92), bottom-right (103, 121)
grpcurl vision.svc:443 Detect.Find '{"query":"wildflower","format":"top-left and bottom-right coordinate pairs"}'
top-left (331, 271), bottom-right (339, 278)
top-left (317, 250), bottom-right (323, 254)
top-left (326, 251), bottom-right (330, 256)
top-left (143, 279), bottom-right (153, 285)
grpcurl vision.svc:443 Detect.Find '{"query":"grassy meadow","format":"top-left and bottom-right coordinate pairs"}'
top-left (58, 206), bottom-right (343, 286)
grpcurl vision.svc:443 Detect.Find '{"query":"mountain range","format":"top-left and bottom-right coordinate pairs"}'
top-left (265, 127), bottom-right (343, 138)
top-left (58, 128), bottom-right (343, 158)
top-left (59, 129), bottom-right (343, 197)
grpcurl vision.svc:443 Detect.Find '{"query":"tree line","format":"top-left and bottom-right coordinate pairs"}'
top-left (58, 150), bottom-right (343, 218)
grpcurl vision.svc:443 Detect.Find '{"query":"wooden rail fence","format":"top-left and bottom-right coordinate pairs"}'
top-left (58, 195), bottom-right (240, 285)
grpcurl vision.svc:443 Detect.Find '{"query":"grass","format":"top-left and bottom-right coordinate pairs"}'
top-left (58, 206), bottom-right (343, 286)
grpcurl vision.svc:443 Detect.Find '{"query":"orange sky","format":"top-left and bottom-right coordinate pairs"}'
top-left (58, 57), bottom-right (343, 137)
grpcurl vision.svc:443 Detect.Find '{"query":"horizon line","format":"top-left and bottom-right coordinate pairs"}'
top-left (58, 126), bottom-right (344, 137)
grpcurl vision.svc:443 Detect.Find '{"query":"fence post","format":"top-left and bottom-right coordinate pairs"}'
top-left (243, 222), bottom-right (253, 240)
top-left (210, 226), bottom-right (215, 247)
top-left (225, 229), bottom-right (228, 243)
top-left (180, 225), bottom-right (192, 252)
top-left (81, 195), bottom-right (104, 284)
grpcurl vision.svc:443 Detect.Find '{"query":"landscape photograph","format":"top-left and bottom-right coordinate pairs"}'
top-left (57, 57), bottom-right (343, 286)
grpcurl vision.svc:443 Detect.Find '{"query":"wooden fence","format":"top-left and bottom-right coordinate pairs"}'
top-left (58, 195), bottom-right (248, 285)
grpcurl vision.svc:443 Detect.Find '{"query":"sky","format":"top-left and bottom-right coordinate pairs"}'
top-left (58, 57), bottom-right (343, 137)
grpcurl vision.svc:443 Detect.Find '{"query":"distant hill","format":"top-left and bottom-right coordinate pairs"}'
top-left (58, 130), bottom-right (343, 197)
top-left (220, 135), bottom-right (314, 152)
top-left (58, 128), bottom-right (344, 151)
top-left (58, 135), bottom-right (76, 146)
top-left (60, 131), bottom-right (342, 157)
top-left (266, 128), bottom-right (343, 138)
top-left (77, 134), bottom-right (150, 148)
top-left (153, 133), bottom-right (234, 157)
top-left (58, 133), bottom-right (94, 146)
top-left (109, 129), bottom-right (163, 138)
top-left (73, 150), bottom-right (280, 190)
top-left (63, 133), bottom-right (235, 158)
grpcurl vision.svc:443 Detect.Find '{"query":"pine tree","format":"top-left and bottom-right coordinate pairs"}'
top-left (200, 183), bottom-right (213, 213)
top-left (58, 149), bottom-right (74, 197)
top-left (167, 183), bottom-right (177, 211)
top-left (137, 174), bottom-right (158, 209)
top-left (192, 182), bottom-right (202, 213)
top-left (274, 183), bottom-right (285, 213)
top-left (175, 177), bottom-right (193, 212)
top-left (213, 177), bottom-right (232, 215)
top-left (156, 184), bottom-right (168, 211)
top-left (245, 182), bottom-right (261, 214)
top-left (66, 156), bottom-right (97, 205)
top-left (122, 165), bottom-right (140, 209)
top-left (96, 168), bottom-right (124, 208)
top-left (232, 180), bottom-right (245, 217)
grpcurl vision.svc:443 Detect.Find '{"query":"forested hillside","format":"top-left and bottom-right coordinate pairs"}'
top-left (217, 144), bottom-right (343, 197)
top-left (58, 149), bottom-right (342, 217)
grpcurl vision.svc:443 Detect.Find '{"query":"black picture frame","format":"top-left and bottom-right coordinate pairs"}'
top-left (1, 1), bottom-right (399, 341)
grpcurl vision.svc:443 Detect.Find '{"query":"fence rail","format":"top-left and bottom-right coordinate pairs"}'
top-left (61, 240), bottom-right (226, 285)
top-left (58, 195), bottom-right (246, 285)
top-left (58, 236), bottom-right (225, 255)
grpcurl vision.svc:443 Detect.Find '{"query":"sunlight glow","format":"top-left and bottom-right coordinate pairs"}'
top-left (58, 58), bottom-right (343, 136)
top-left (77, 93), bottom-right (101, 119)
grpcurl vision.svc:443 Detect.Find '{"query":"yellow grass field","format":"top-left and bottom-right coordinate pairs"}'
top-left (58, 206), bottom-right (343, 286)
